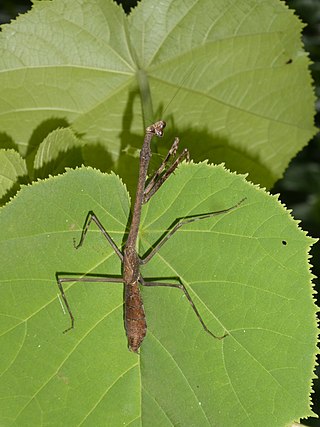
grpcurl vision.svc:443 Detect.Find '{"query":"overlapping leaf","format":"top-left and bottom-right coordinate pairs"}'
top-left (0, 149), bottom-right (26, 199)
top-left (0, 0), bottom-right (316, 188)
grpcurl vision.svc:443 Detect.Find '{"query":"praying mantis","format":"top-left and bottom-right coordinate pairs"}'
top-left (57, 121), bottom-right (245, 352)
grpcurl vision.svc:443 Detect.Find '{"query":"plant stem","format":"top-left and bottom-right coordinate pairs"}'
top-left (136, 68), bottom-right (154, 127)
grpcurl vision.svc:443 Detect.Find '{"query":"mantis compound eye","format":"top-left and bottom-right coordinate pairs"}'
top-left (146, 120), bottom-right (166, 137)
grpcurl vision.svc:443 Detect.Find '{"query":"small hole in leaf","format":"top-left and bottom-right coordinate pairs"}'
top-left (282, 240), bottom-right (287, 246)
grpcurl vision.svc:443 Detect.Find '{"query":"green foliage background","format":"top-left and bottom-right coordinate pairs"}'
top-left (0, 0), bottom-right (318, 426)
top-left (0, 0), bottom-right (316, 196)
top-left (273, 1), bottom-right (320, 424)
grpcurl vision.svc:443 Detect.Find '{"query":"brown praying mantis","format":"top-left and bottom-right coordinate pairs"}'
top-left (57, 121), bottom-right (246, 353)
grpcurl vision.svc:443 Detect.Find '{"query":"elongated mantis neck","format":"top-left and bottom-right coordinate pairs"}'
top-left (126, 121), bottom-right (166, 249)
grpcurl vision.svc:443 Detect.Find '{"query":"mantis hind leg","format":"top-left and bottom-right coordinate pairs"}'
top-left (56, 275), bottom-right (124, 333)
top-left (139, 277), bottom-right (227, 340)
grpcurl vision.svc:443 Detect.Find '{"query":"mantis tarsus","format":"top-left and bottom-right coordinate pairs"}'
top-left (57, 121), bottom-right (246, 353)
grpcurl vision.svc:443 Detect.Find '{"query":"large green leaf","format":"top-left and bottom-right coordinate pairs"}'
top-left (0, 0), bottom-right (316, 188)
top-left (0, 164), bottom-right (317, 426)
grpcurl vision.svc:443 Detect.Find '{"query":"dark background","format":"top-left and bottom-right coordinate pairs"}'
top-left (1, 0), bottom-right (319, 424)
